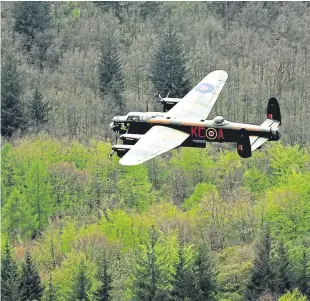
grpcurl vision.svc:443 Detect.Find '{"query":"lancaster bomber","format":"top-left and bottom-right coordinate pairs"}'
top-left (109, 70), bottom-right (281, 166)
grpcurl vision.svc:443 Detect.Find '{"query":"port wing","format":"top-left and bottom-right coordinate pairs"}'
top-left (119, 126), bottom-right (189, 166)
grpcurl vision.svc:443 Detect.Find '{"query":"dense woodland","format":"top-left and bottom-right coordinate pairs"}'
top-left (1, 2), bottom-right (310, 301)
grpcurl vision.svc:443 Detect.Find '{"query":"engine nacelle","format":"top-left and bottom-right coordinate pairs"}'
top-left (110, 144), bottom-right (132, 158)
top-left (159, 96), bottom-right (182, 112)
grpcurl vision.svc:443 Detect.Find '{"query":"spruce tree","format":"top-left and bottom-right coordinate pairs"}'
top-left (1, 242), bottom-right (21, 301)
top-left (98, 35), bottom-right (125, 115)
top-left (71, 260), bottom-right (93, 301)
top-left (171, 242), bottom-right (192, 301)
top-left (133, 226), bottom-right (170, 301)
top-left (149, 23), bottom-right (191, 99)
top-left (14, 1), bottom-right (54, 68)
top-left (245, 230), bottom-right (276, 300)
top-left (274, 239), bottom-right (291, 294)
top-left (1, 52), bottom-right (25, 138)
top-left (298, 247), bottom-right (310, 298)
top-left (185, 243), bottom-right (217, 301)
top-left (28, 88), bottom-right (50, 130)
top-left (19, 251), bottom-right (44, 301)
top-left (95, 254), bottom-right (112, 301)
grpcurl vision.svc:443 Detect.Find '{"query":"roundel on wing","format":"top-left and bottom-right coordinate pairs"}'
top-left (195, 83), bottom-right (215, 94)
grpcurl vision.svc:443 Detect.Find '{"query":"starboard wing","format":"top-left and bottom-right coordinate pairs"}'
top-left (167, 70), bottom-right (228, 119)
top-left (119, 126), bottom-right (189, 166)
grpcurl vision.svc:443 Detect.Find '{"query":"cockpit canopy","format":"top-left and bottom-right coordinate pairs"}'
top-left (213, 116), bottom-right (225, 124)
top-left (113, 112), bottom-right (164, 123)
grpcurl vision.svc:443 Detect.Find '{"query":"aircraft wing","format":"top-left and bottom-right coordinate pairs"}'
top-left (119, 125), bottom-right (189, 166)
top-left (167, 70), bottom-right (228, 119)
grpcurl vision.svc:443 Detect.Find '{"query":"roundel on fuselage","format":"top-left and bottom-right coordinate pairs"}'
top-left (195, 83), bottom-right (215, 94)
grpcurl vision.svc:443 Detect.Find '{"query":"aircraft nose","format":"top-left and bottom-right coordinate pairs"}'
top-left (109, 122), bottom-right (114, 130)
top-left (113, 116), bottom-right (119, 122)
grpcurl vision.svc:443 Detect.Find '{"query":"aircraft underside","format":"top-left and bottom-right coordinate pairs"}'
top-left (109, 71), bottom-right (281, 165)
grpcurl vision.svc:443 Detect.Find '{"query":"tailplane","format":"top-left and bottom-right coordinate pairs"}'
top-left (250, 97), bottom-right (281, 151)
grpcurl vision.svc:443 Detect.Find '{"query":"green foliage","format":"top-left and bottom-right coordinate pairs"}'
top-left (278, 289), bottom-right (308, 301)
top-left (171, 242), bottom-right (194, 301)
top-left (95, 254), bottom-right (112, 301)
top-left (118, 165), bottom-right (154, 212)
top-left (149, 23), bottom-right (191, 98)
top-left (24, 159), bottom-right (53, 234)
top-left (28, 88), bottom-right (50, 130)
top-left (183, 183), bottom-right (218, 210)
top-left (2, 188), bottom-right (38, 241)
top-left (245, 229), bottom-right (276, 301)
top-left (1, 242), bottom-right (21, 301)
top-left (265, 171), bottom-right (310, 239)
top-left (273, 239), bottom-right (291, 293)
top-left (185, 244), bottom-right (217, 301)
top-left (1, 52), bottom-right (25, 138)
top-left (99, 34), bottom-right (125, 114)
top-left (243, 166), bottom-right (270, 195)
top-left (1, 137), bottom-right (310, 301)
top-left (218, 245), bottom-right (253, 300)
top-left (20, 251), bottom-right (44, 301)
top-left (100, 209), bottom-right (153, 250)
top-left (14, 1), bottom-right (55, 67)
top-left (132, 226), bottom-right (178, 301)
top-left (268, 143), bottom-right (309, 178)
top-left (52, 252), bottom-right (98, 301)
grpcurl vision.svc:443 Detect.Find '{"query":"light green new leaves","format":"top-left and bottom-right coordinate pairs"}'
top-left (2, 188), bottom-right (38, 241)
top-left (278, 289), bottom-right (308, 301)
top-left (118, 165), bottom-right (154, 212)
top-left (265, 171), bottom-right (310, 238)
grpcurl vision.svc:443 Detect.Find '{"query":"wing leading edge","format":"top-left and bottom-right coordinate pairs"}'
top-left (167, 70), bottom-right (228, 120)
top-left (119, 126), bottom-right (189, 166)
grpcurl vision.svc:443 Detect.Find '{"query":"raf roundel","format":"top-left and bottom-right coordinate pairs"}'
top-left (195, 83), bottom-right (215, 94)
top-left (206, 128), bottom-right (217, 140)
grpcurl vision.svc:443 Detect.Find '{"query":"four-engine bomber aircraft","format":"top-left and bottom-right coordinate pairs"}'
top-left (109, 70), bottom-right (281, 166)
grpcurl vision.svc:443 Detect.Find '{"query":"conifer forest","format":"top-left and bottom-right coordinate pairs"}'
top-left (1, 2), bottom-right (310, 301)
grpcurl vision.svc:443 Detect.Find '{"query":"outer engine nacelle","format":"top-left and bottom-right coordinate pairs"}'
top-left (159, 96), bottom-right (182, 112)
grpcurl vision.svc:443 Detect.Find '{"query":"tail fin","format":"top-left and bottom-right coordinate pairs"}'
top-left (267, 97), bottom-right (281, 125)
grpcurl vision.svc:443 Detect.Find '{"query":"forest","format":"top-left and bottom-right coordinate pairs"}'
top-left (1, 2), bottom-right (310, 301)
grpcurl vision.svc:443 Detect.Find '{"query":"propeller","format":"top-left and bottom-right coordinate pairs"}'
top-left (158, 91), bottom-right (170, 103)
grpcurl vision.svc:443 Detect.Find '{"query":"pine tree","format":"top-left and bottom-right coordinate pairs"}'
top-left (185, 243), bottom-right (217, 301)
top-left (1, 52), bottom-right (25, 138)
top-left (98, 35), bottom-right (125, 115)
top-left (19, 251), bottom-right (44, 301)
top-left (133, 226), bottom-right (170, 301)
top-left (149, 23), bottom-right (191, 99)
top-left (28, 88), bottom-right (50, 130)
top-left (245, 230), bottom-right (276, 300)
top-left (1, 242), bottom-right (21, 301)
top-left (14, 1), bottom-right (54, 68)
top-left (95, 254), bottom-right (112, 301)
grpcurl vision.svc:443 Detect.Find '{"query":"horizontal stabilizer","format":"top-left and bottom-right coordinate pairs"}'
top-left (250, 119), bottom-right (280, 151)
